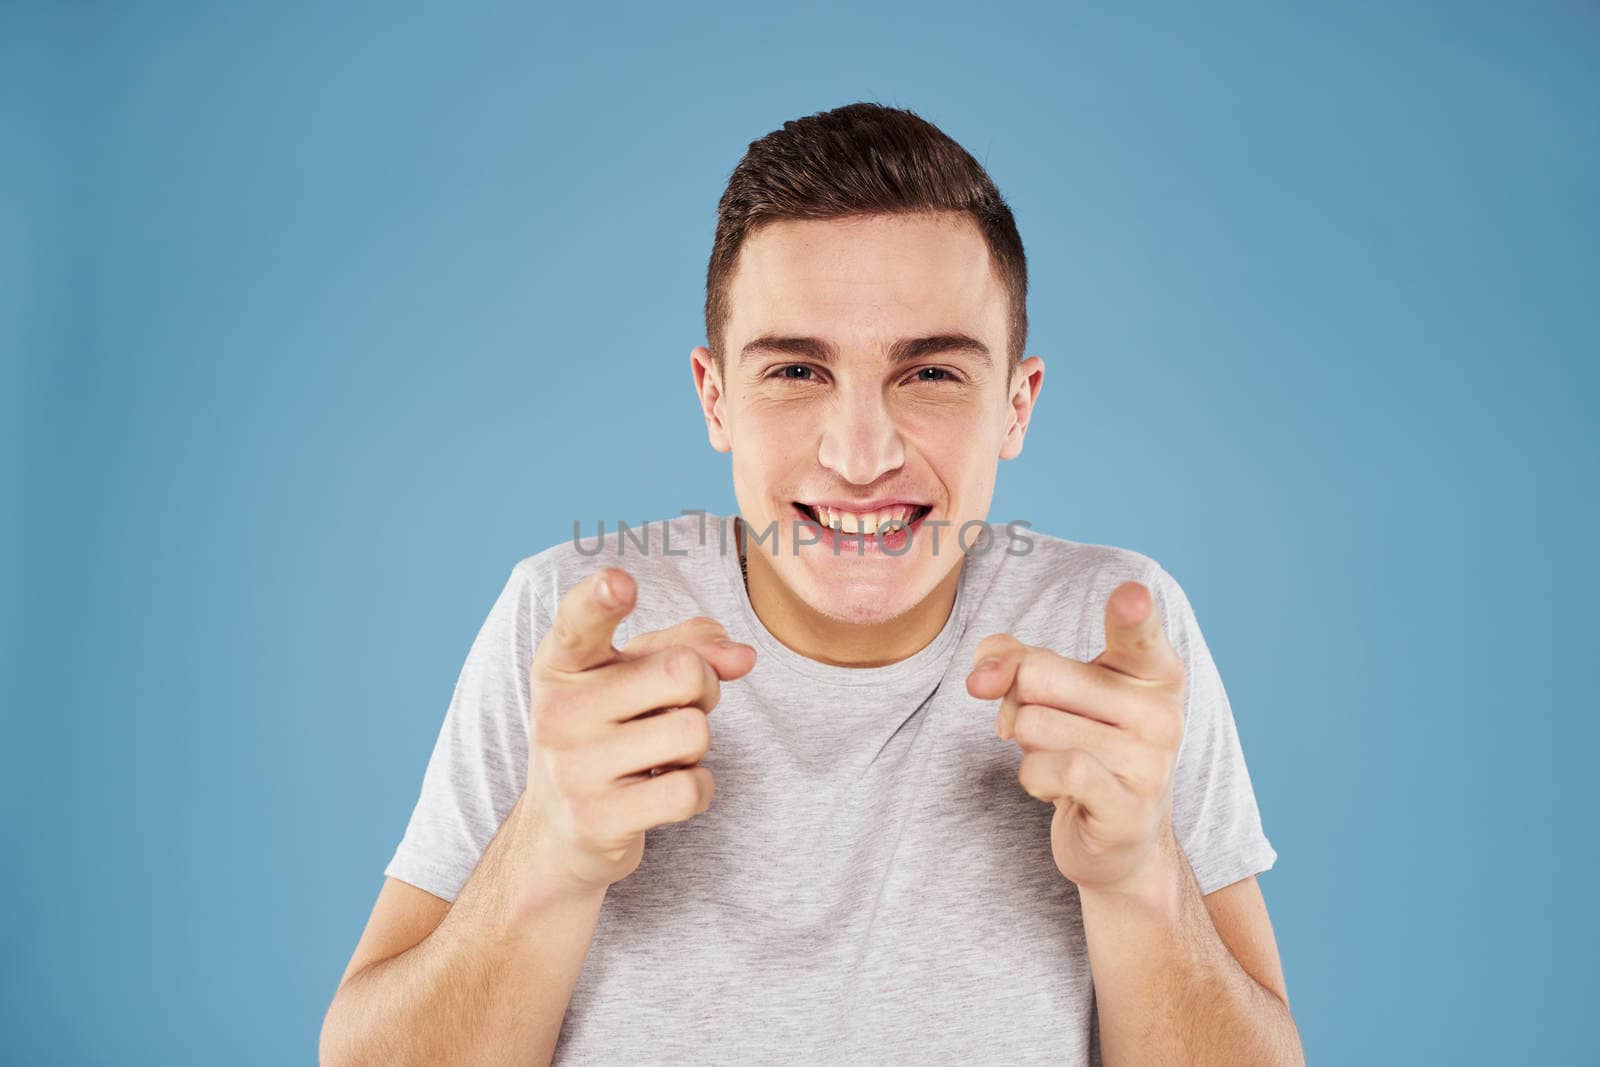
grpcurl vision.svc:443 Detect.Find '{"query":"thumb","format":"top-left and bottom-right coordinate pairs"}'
top-left (621, 617), bottom-right (757, 683)
top-left (965, 633), bottom-right (1027, 700)
top-left (690, 636), bottom-right (758, 683)
top-left (1095, 581), bottom-right (1184, 684)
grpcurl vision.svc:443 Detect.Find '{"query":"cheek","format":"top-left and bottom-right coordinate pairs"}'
top-left (744, 395), bottom-right (817, 431)
top-left (902, 406), bottom-right (999, 484)
top-left (735, 397), bottom-right (822, 462)
top-left (896, 390), bottom-right (999, 435)
top-left (730, 413), bottom-right (809, 493)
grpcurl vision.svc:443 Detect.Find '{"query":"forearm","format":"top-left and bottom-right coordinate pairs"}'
top-left (1078, 833), bottom-right (1303, 1066)
top-left (320, 795), bottom-right (606, 1066)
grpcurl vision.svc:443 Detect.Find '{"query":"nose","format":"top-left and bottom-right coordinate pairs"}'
top-left (816, 383), bottom-right (906, 486)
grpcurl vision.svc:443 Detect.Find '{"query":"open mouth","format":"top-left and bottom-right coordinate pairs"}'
top-left (791, 501), bottom-right (933, 535)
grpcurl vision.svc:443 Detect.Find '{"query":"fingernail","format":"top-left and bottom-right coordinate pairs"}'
top-left (975, 657), bottom-right (1000, 674)
top-left (596, 575), bottom-right (616, 607)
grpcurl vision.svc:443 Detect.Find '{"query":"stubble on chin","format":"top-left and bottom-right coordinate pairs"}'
top-left (787, 569), bottom-right (925, 627)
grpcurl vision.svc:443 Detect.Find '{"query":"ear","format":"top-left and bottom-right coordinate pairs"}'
top-left (999, 355), bottom-right (1045, 460)
top-left (691, 346), bottom-right (733, 453)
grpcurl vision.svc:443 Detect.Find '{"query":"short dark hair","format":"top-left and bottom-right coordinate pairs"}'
top-left (704, 102), bottom-right (1028, 381)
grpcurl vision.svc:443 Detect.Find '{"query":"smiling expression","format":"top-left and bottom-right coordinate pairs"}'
top-left (693, 210), bottom-right (1044, 629)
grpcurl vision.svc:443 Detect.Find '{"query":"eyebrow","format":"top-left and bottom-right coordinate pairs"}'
top-left (738, 333), bottom-right (993, 368)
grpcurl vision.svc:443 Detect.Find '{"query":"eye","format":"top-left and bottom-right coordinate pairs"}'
top-left (770, 364), bottom-right (821, 382)
top-left (908, 366), bottom-right (961, 384)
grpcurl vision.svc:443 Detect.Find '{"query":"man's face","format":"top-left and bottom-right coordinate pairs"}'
top-left (692, 211), bottom-right (1044, 627)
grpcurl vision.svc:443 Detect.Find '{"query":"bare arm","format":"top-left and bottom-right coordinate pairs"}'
top-left (1080, 831), bottom-right (1303, 1065)
top-left (319, 794), bottom-right (606, 1067)
top-left (322, 567), bottom-right (755, 1065)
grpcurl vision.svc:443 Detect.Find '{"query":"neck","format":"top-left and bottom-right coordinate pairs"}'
top-left (737, 518), bottom-right (962, 667)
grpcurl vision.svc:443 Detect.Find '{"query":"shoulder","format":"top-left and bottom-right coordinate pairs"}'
top-left (973, 524), bottom-right (1192, 658)
top-left (989, 523), bottom-right (1167, 604)
top-left (505, 513), bottom-right (728, 626)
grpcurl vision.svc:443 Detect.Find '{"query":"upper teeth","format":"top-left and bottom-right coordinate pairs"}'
top-left (810, 504), bottom-right (918, 535)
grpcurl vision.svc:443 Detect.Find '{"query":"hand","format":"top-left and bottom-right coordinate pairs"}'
top-left (965, 581), bottom-right (1186, 894)
top-left (523, 565), bottom-right (756, 896)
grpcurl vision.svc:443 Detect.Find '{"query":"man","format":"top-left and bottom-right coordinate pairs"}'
top-left (320, 102), bottom-right (1302, 1065)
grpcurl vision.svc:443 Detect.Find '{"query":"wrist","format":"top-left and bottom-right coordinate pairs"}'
top-left (513, 808), bottom-right (608, 913)
top-left (1077, 829), bottom-right (1185, 922)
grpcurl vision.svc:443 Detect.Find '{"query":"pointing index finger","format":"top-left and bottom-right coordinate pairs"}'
top-left (535, 567), bottom-right (636, 675)
top-left (1095, 580), bottom-right (1184, 684)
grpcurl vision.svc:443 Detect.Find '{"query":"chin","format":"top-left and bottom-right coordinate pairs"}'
top-left (792, 571), bottom-right (918, 627)
top-left (816, 599), bottom-right (906, 627)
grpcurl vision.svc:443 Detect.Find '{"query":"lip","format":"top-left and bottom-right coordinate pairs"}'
top-left (795, 497), bottom-right (931, 513)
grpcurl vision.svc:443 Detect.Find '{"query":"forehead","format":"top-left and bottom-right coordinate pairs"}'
top-left (725, 211), bottom-right (1006, 350)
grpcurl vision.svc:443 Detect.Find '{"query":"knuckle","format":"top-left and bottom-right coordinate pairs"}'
top-left (1059, 751), bottom-right (1092, 792)
top-left (676, 770), bottom-right (703, 814)
top-left (1017, 751), bottom-right (1045, 794)
top-left (662, 645), bottom-right (702, 687)
top-left (1136, 752), bottom-right (1172, 796)
top-left (1012, 654), bottom-right (1042, 700)
top-left (673, 707), bottom-right (711, 755)
top-left (1012, 704), bottom-right (1038, 744)
top-left (687, 616), bottom-right (727, 641)
top-left (1015, 652), bottom-right (1062, 705)
top-left (550, 617), bottom-right (583, 654)
top-left (1152, 704), bottom-right (1184, 748)
top-left (537, 672), bottom-right (588, 718)
top-left (1163, 720), bottom-right (1185, 751)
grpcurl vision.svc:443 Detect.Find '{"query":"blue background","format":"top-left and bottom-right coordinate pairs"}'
top-left (6, 2), bottom-right (1596, 1062)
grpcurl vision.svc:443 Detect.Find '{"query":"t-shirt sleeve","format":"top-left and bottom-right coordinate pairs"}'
top-left (382, 561), bottom-right (548, 902)
top-left (1145, 562), bottom-right (1278, 896)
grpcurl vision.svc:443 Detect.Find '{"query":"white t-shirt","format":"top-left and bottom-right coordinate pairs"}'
top-left (386, 512), bottom-right (1277, 1065)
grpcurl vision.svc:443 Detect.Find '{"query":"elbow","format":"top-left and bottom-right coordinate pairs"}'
top-left (1274, 1000), bottom-right (1306, 1067)
top-left (318, 984), bottom-right (356, 1066)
